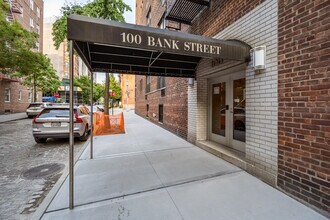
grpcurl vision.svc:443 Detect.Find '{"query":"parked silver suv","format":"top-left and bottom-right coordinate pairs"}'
top-left (32, 105), bottom-right (91, 143)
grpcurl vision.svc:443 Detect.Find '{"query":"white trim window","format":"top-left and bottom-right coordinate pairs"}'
top-left (18, 90), bottom-right (22, 101)
top-left (36, 24), bottom-right (40, 34)
top-left (5, 88), bottom-right (10, 102)
top-left (146, 9), bottom-right (151, 27)
top-left (37, 7), bottom-right (40, 18)
top-left (20, 7), bottom-right (23, 17)
top-left (28, 90), bottom-right (32, 101)
top-left (30, 17), bottom-right (34, 27)
top-left (30, 0), bottom-right (34, 10)
top-left (36, 42), bottom-right (39, 51)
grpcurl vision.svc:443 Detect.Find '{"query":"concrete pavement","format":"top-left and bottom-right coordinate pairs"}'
top-left (0, 112), bottom-right (27, 123)
top-left (38, 111), bottom-right (327, 220)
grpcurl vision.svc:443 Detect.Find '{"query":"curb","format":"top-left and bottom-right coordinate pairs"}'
top-left (0, 115), bottom-right (28, 124)
top-left (31, 138), bottom-right (90, 220)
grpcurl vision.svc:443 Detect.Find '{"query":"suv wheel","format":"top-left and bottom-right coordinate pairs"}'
top-left (79, 125), bottom-right (89, 141)
top-left (34, 137), bottom-right (47, 143)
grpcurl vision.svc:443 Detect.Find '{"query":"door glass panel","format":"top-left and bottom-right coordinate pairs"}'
top-left (233, 78), bottom-right (246, 142)
top-left (212, 82), bottom-right (226, 136)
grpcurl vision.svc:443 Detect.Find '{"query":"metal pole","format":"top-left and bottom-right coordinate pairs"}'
top-left (69, 40), bottom-right (74, 210)
top-left (112, 96), bottom-right (114, 115)
top-left (90, 72), bottom-right (93, 159)
top-left (126, 75), bottom-right (129, 111)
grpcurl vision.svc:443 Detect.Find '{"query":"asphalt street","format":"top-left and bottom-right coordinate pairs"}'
top-left (0, 118), bottom-right (85, 220)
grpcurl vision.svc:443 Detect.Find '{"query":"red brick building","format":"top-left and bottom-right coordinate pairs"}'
top-left (0, 0), bottom-right (43, 114)
top-left (135, 0), bottom-right (190, 138)
top-left (135, 0), bottom-right (329, 216)
top-left (277, 0), bottom-right (330, 214)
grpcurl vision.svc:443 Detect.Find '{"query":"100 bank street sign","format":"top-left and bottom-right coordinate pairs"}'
top-left (120, 32), bottom-right (222, 56)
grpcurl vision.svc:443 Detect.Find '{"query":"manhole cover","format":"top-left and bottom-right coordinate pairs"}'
top-left (21, 163), bottom-right (64, 180)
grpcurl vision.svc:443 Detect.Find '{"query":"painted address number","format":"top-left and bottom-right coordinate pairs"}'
top-left (120, 32), bottom-right (142, 44)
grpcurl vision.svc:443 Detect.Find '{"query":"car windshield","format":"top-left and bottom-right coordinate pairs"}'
top-left (28, 103), bottom-right (42, 108)
top-left (38, 108), bottom-right (76, 118)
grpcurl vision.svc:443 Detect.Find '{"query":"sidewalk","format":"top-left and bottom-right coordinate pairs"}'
top-left (38, 111), bottom-right (326, 220)
top-left (0, 112), bottom-right (27, 123)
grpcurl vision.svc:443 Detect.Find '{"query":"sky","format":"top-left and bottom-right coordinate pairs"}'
top-left (43, 0), bottom-right (136, 83)
top-left (43, 0), bottom-right (136, 24)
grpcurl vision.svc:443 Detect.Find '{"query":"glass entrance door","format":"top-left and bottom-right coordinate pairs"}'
top-left (209, 73), bottom-right (246, 152)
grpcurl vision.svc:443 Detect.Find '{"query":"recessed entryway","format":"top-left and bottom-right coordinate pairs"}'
top-left (209, 71), bottom-right (246, 153)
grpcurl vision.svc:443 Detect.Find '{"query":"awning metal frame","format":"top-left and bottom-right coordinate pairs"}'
top-left (67, 14), bottom-right (251, 209)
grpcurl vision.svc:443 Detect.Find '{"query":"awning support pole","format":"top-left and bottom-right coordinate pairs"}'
top-left (90, 71), bottom-right (94, 159)
top-left (69, 40), bottom-right (74, 210)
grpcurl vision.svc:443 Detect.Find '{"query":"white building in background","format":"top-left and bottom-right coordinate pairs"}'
top-left (43, 17), bottom-right (90, 80)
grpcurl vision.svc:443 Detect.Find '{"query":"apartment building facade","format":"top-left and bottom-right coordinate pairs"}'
top-left (119, 74), bottom-right (135, 110)
top-left (43, 18), bottom-right (88, 103)
top-left (0, 0), bottom-right (43, 113)
top-left (135, 0), bottom-right (329, 216)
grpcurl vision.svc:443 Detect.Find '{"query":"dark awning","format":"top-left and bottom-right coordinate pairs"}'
top-left (68, 15), bottom-right (250, 78)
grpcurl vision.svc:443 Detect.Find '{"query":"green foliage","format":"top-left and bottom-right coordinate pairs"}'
top-left (0, 0), bottom-right (38, 74)
top-left (74, 75), bottom-right (105, 103)
top-left (109, 74), bottom-right (122, 100)
top-left (52, 0), bottom-right (131, 49)
top-left (0, 0), bottom-right (60, 97)
top-left (13, 53), bottom-right (61, 93)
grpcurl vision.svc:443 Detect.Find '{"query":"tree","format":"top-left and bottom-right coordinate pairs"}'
top-left (109, 74), bottom-right (121, 101)
top-left (52, 1), bottom-right (131, 49)
top-left (52, 0), bottom-right (131, 114)
top-left (13, 53), bottom-right (61, 102)
top-left (74, 75), bottom-right (105, 103)
top-left (0, 1), bottom-right (60, 102)
top-left (0, 1), bottom-right (38, 74)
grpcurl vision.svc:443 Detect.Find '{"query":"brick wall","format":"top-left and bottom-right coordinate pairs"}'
top-left (135, 0), bottom-right (189, 139)
top-left (0, 80), bottom-right (42, 114)
top-left (190, 0), bottom-right (278, 185)
top-left (1, 0), bottom-right (44, 114)
top-left (278, 0), bottom-right (330, 214)
top-left (191, 0), bottom-right (265, 37)
top-left (135, 75), bottom-right (188, 139)
top-left (120, 74), bottom-right (135, 109)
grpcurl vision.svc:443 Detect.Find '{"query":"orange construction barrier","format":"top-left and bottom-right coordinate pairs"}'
top-left (93, 112), bottom-right (125, 136)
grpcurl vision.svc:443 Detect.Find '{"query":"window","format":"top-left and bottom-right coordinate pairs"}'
top-left (18, 90), bottom-right (22, 101)
top-left (159, 104), bottom-right (163, 123)
top-left (146, 8), bottom-right (151, 26)
top-left (157, 76), bottom-right (165, 89)
top-left (139, 79), bottom-right (143, 92)
top-left (5, 88), bottom-right (10, 102)
top-left (29, 18), bottom-right (34, 27)
top-left (28, 91), bottom-right (32, 101)
top-left (161, 89), bottom-right (165, 97)
top-left (37, 7), bottom-right (40, 18)
top-left (36, 24), bottom-right (40, 34)
top-left (157, 17), bottom-right (166, 29)
top-left (20, 7), bottom-right (23, 17)
top-left (146, 76), bottom-right (151, 93)
top-left (36, 42), bottom-right (39, 51)
top-left (29, 0), bottom-right (33, 10)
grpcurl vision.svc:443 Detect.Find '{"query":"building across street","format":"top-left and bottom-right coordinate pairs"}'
top-left (0, 0), bottom-right (43, 113)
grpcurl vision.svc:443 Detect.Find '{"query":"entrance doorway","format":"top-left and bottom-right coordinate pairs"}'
top-left (209, 72), bottom-right (246, 152)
